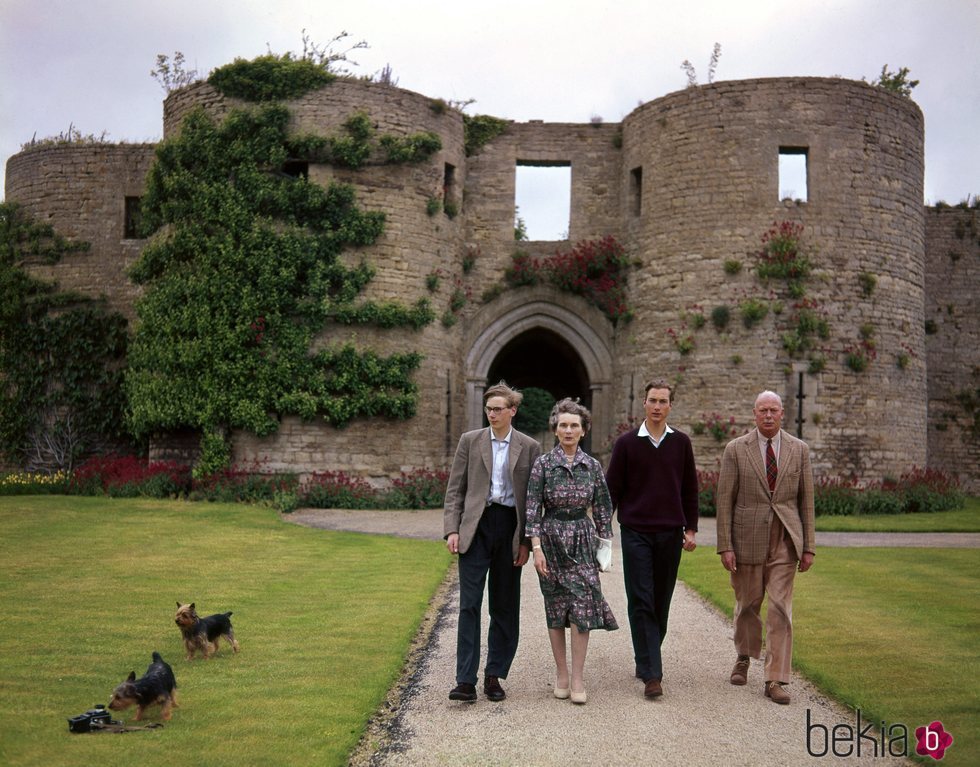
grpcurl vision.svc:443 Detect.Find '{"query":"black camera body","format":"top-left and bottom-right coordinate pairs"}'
top-left (68, 704), bottom-right (116, 733)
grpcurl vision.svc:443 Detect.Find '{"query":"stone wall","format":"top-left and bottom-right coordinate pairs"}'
top-left (5, 144), bottom-right (157, 321)
top-left (925, 206), bottom-right (980, 492)
top-left (616, 78), bottom-right (926, 479)
top-left (6, 75), bottom-right (976, 490)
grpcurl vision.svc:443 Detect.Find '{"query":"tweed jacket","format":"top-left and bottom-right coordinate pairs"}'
top-left (443, 427), bottom-right (542, 558)
top-left (715, 428), bottom-right (815, 565)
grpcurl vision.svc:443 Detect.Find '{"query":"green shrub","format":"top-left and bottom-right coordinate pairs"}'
top-left (697, 469), bottom-right (718, 516)
top-left (379, 131), bottom-right (442, 164)
top-left (463, 114), bottom-right (508, 156)
top-left (814, 469), bottom-right (963, 516)
top-left (711, 304), bottom-right (731, 330)
top-left (300, 470), bottom-right (377, 509)
top-left (70, 455), bottom-right (191, 498)
top-left (513, 387), bottom-right (555, 434)
top-left (814, 478), bottom-right (859, 516)
top-left (740, 298), bottom-right (769, 328)
top-left (723, 259), bottom-right (742, 275)
top-left (191, 464), bottom-right (297, 503)
top-left (208, 54), bottom-right (335, 101)
top-left (273, 489), bottom-right (300, 513)
top-left (383, 468), bottom-right (450, 509)
top-left (855, 489), bottom-right (904, 515)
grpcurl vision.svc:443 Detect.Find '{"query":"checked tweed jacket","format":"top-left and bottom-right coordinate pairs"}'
top-left (715, 428), bottom-right (815, 565)
top-left (443, 427), bottom-right (542, 558)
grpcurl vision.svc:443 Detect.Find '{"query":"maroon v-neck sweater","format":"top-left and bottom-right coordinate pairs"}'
top-left (605, 428), bottom-right (699, 533)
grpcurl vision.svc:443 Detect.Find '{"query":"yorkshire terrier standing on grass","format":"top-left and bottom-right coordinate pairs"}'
top-left (108, 651), bottom-right (178, 721)
top-left (174, 602), bottom-right (241, 660)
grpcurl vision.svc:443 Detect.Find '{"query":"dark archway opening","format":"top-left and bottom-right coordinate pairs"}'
top-left (485, 328), bottom-right (592, 452)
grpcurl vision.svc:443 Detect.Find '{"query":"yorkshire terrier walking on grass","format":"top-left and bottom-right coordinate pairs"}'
top-left (174, 602), bottom-right (241, 660)
top-left (108, 651), bottom-right (178, 721)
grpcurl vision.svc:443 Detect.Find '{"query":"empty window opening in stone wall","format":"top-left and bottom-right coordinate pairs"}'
top-left (515, 162), bottom-right (571, 241)
top-left (778, 148), bottom-right (808, 202)
top-left (124, 196), bottom-right (143, 239)
top-left (630, 167), bottom-right (643, 216)
top-left (444, 163), bottom-right (457, 208)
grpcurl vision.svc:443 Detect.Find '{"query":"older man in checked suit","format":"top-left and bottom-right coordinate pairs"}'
top-left (716, 390), bottom-right (815, 705)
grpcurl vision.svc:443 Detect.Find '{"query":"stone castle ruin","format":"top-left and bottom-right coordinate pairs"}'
top-left (5, 75), bottom-right (978, 490)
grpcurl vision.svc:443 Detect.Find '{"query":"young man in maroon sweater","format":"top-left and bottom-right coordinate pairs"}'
top-left (605, 378), bottom-right (699, 699)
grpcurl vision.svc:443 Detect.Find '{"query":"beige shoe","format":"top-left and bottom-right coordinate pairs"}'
top-left (554, 686), bottom-right (570, 700)
top-left (570, 689), bottom-right (587, 704)
top-left (765, 681), bottom-right (791, 705)
top-left (730, 655), bottom-right (750, 686)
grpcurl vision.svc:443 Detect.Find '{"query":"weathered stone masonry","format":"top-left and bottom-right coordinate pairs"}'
top-left (5, 76), bottom-right (977, 491)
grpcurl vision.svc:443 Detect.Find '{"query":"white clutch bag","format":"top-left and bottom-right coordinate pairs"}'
top-left (596, 537), bottom-right (613, 572)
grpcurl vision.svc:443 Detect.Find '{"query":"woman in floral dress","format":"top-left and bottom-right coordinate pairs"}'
top-left (526, 398), bottom-right (617, 705)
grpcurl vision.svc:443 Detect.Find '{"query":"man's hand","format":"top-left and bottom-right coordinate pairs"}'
top-left (683, 530), bottom-right (697, 552)
top-left (446, 533), bottom-right (460, 555)
top-left (514, 544), bottom-right (530, 567)
top-left (798, 552), bottom-right (815, 572)
top-left (720, 550), bottom-right (737, 573)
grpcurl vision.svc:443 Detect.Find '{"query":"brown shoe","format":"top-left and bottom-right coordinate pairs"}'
top-left (765, 681), bottom-right (791, 705)
top-left (730, 655), bottom-right (750, 686)
top-left (484, 675), bottom-right (506, 702)
top-left (643, 678), bottom-right (663, 698)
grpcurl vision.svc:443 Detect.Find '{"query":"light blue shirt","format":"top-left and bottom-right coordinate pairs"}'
top-left (488, 428), bottom-right (515, 506)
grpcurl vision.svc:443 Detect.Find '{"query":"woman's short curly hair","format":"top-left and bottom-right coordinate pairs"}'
top-left (548, 397), bottom-right (592, 434)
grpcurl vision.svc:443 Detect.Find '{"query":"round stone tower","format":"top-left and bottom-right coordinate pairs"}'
top-left (162, 79), bottom-right (469, 476)
top-left (618, 78), bottom-right (925, 477)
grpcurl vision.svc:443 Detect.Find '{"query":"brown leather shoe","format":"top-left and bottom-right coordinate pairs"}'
top-left (730, 655), bottom-right (750, 686)
top-left (643, 678), bottom-right (663, 698)
top-left (484, 675), bottom-right (506, 702)
top-left (765, 681), bottom-right (791, 705)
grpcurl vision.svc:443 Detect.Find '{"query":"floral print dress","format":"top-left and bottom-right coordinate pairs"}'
top-left (525, 445), bottom-right (618, 632)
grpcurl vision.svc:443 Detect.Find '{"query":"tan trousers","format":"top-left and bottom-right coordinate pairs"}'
top-left (730, 516), bottom-right (797, 683)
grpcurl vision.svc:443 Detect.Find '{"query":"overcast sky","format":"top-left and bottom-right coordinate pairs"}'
top-left (2, 0), bottom-right (977, 237)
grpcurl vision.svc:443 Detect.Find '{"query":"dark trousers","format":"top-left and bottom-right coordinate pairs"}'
top-left (621, 524), bottom-right (683, 682)
top-left (456, 503), bottom-right (522, 685)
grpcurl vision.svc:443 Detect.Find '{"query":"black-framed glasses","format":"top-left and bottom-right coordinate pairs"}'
top-left (485, 406), bottom-right (511, 415)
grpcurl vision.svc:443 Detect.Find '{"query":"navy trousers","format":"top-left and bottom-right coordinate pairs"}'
top-left (456, 503), bottom-right (522, 685)
top-left (621, 524), bottom-right (684, 682)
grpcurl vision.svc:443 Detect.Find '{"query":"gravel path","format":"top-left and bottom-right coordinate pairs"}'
top-left (284, 509), bottom-right (974, 766)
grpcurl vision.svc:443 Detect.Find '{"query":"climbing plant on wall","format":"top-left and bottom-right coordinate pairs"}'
top-left (127, 95), bottom-right (433, 475)
top-left (503, 236), bottom-right (634, 324)
top-left (0, 202), bottom-right (132, 470)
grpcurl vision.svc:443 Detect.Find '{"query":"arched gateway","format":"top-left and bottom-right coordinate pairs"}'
top-left (461, 288), bottom-right (615, 458)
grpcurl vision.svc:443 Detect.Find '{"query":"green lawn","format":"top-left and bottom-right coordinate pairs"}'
top-left (680, 546), bottom-right (980, 766)
top-left (815, 496), bottom-right (980, 532)
top-left (0, 496), bottom-right (451, 767)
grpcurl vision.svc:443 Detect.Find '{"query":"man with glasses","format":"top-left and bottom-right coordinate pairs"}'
top-left (444, 381), bottom-right (542, 703)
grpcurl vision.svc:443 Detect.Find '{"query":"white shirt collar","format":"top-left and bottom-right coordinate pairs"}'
top-left (638, 421), bottom-right (673, 439)
top-left (491, 427), bottom-right (512, 444)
